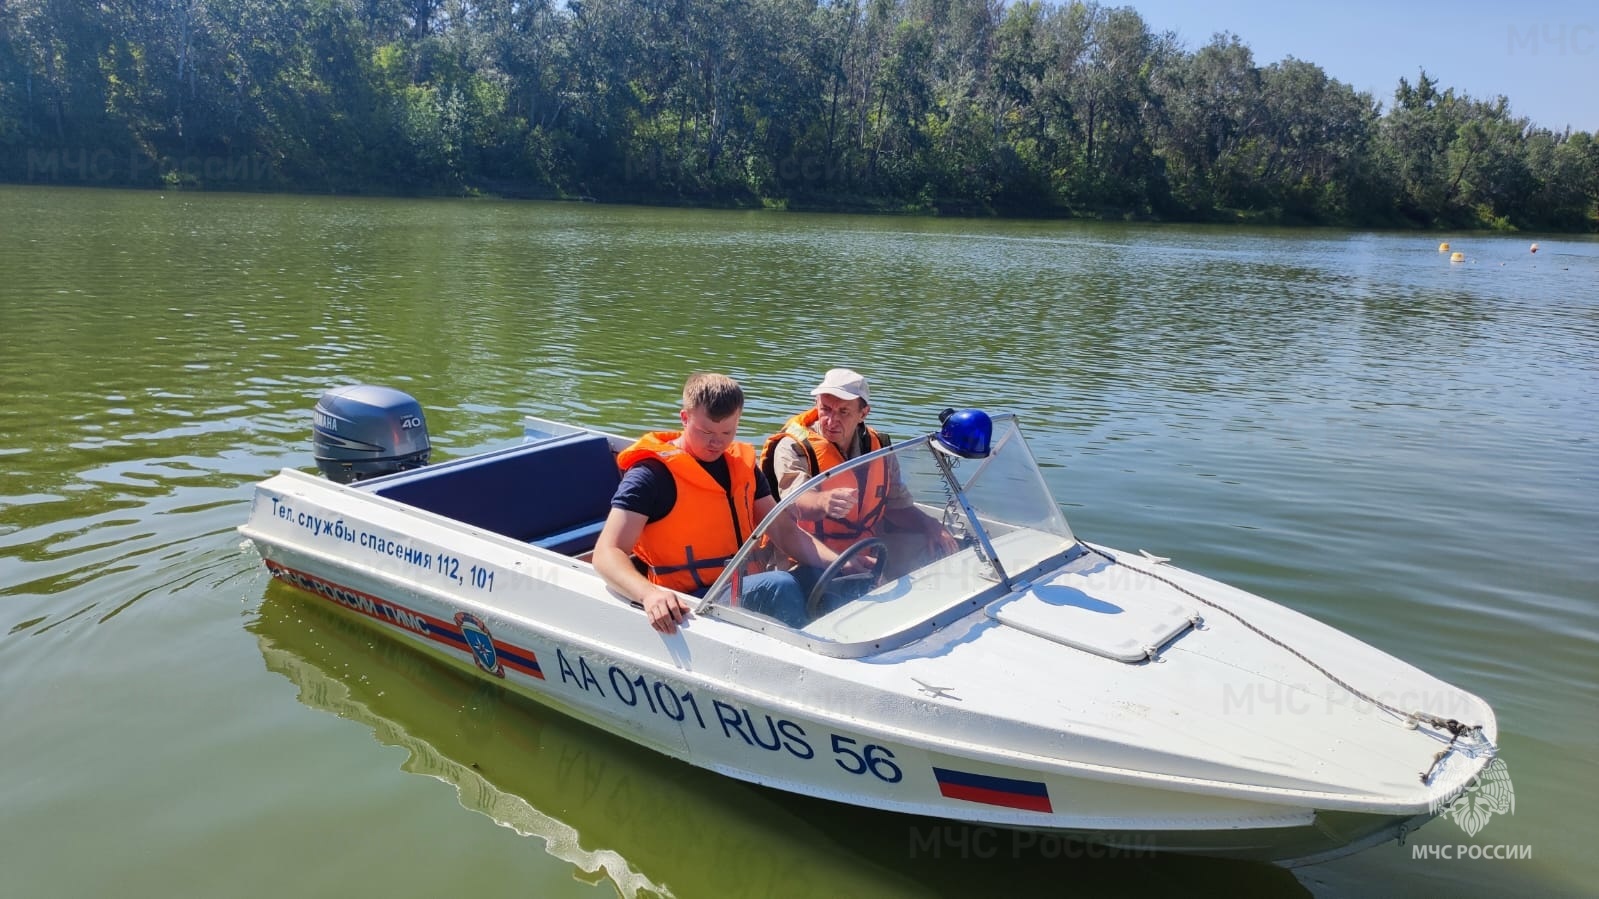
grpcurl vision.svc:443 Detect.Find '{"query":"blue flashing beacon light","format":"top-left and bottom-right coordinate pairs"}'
top-left (934, 408), bottom-right (993, 459)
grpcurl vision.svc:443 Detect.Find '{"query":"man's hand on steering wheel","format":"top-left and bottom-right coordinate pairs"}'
top-left (841, 546), bottom-right (880, 575)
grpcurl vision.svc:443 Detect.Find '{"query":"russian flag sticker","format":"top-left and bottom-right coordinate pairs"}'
top-left (932, 767), bottom-right (1053, 813)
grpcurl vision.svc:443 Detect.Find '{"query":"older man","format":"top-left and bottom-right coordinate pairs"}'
top-left (760, 368), bottom-right (956, 570)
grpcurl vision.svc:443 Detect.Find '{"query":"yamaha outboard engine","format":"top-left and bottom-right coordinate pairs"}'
top-left (312, 385), bottom-right (431, 483)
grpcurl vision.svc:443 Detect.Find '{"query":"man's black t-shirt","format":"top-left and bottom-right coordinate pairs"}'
top-left (611, 454), bottom-right (774, 522)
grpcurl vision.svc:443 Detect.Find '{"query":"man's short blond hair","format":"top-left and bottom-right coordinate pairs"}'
top-left (682, 372), bottom-right (745, 420)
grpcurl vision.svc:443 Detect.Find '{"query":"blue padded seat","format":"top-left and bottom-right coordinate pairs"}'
top-left (528, 520), bottom-right (607, 555)
top-left (368, 432), bottom-right (620, 554)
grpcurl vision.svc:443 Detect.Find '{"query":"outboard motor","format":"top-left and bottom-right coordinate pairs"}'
top-left (312, 385), bottom-right (431, 483)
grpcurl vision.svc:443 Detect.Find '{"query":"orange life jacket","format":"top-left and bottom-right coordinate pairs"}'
top-left (759, 410), bottom-right (889, 553)
top-left (617, 432), bottom-right (758, 594)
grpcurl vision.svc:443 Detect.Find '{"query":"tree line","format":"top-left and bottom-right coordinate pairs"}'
top-left (3, 0), bottom-right (1595, 230)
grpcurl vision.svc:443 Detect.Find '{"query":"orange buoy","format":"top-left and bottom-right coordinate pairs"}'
top-left (1450, 252), bottom-right (1465, 263)
top-left (1439, 242), bottom-right (1451, 252)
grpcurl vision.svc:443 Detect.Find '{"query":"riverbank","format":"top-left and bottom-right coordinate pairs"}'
top-left (8, 173), bottom-right (1593, 233)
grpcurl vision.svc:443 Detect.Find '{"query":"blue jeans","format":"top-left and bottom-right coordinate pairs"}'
top-left (736, 571), bottom-right (807, 627)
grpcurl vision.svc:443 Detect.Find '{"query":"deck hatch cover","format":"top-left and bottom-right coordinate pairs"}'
top-left (986, 563), bottom-right (1198, 662)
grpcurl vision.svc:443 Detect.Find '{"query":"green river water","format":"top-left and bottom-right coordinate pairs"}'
top-left (0, 185), bottom-right (1594, 897)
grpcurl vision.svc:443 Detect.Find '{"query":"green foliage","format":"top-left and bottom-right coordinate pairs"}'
top-left (0, 1), bottom-right (1593, 229)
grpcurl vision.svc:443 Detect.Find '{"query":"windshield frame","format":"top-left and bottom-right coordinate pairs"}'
top-left (698, 414), bottom-right (1081, 656)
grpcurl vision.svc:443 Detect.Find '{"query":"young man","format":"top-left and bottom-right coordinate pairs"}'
top-left (593, 372), bottom-right (810, 634)
top-left (761, 368), bottom-right (957, 569)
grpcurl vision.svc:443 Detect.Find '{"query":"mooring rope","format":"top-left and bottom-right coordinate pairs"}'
top-left (1079, 542), bottom-right (1490, 784)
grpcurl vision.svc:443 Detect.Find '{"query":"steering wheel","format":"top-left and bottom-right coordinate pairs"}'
top-left (806, 537), bottom-right (888, 619)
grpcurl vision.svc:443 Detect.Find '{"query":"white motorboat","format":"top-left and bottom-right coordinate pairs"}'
top-left (238, 385), bottom-right (1498, 865)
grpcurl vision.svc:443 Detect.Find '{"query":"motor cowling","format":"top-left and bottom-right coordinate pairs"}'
top-left (313, 385), bottom-right (431, 483)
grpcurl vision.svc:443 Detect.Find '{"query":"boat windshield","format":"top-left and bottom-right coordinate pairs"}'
top-left (701, 415), bottom-right (1077, 654)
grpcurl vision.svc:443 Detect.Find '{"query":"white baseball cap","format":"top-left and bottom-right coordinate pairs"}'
top-left (810, 368), bottom-right (870, 403)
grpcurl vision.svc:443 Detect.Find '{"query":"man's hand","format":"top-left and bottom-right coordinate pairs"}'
top-left (842, 548), bottom-right (880, 575)
top-left (642, 586), bottom-right (690, 634)
top-left (594, 507), bottom-right (690, 635)
top-left (822, 487), bottom-right (858, 520)
top-left (925, 523), bottom-right (959, 557)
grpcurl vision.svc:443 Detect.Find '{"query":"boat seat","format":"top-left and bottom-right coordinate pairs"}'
top-left (528, 520), bottom-right (607, 555)
top-left (367, 432), bottom-right (620, 555)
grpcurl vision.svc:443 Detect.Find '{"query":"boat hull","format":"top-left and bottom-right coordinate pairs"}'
top-left (254, 552), bottom-right (1443, 865)
top-left (241, 437), bottom-right (1496, 866)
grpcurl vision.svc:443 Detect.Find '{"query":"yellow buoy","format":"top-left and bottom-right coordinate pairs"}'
top-left (1450, 252), bottom-right (1465, 263)
top-left (1439, 242), bottom-right (1451, 252)
top-left (1530, 242), bottom-right (1539, 254)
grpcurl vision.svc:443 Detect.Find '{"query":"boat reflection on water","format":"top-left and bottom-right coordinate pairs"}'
top-left (251, 583), bottom-right (1310, 897)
